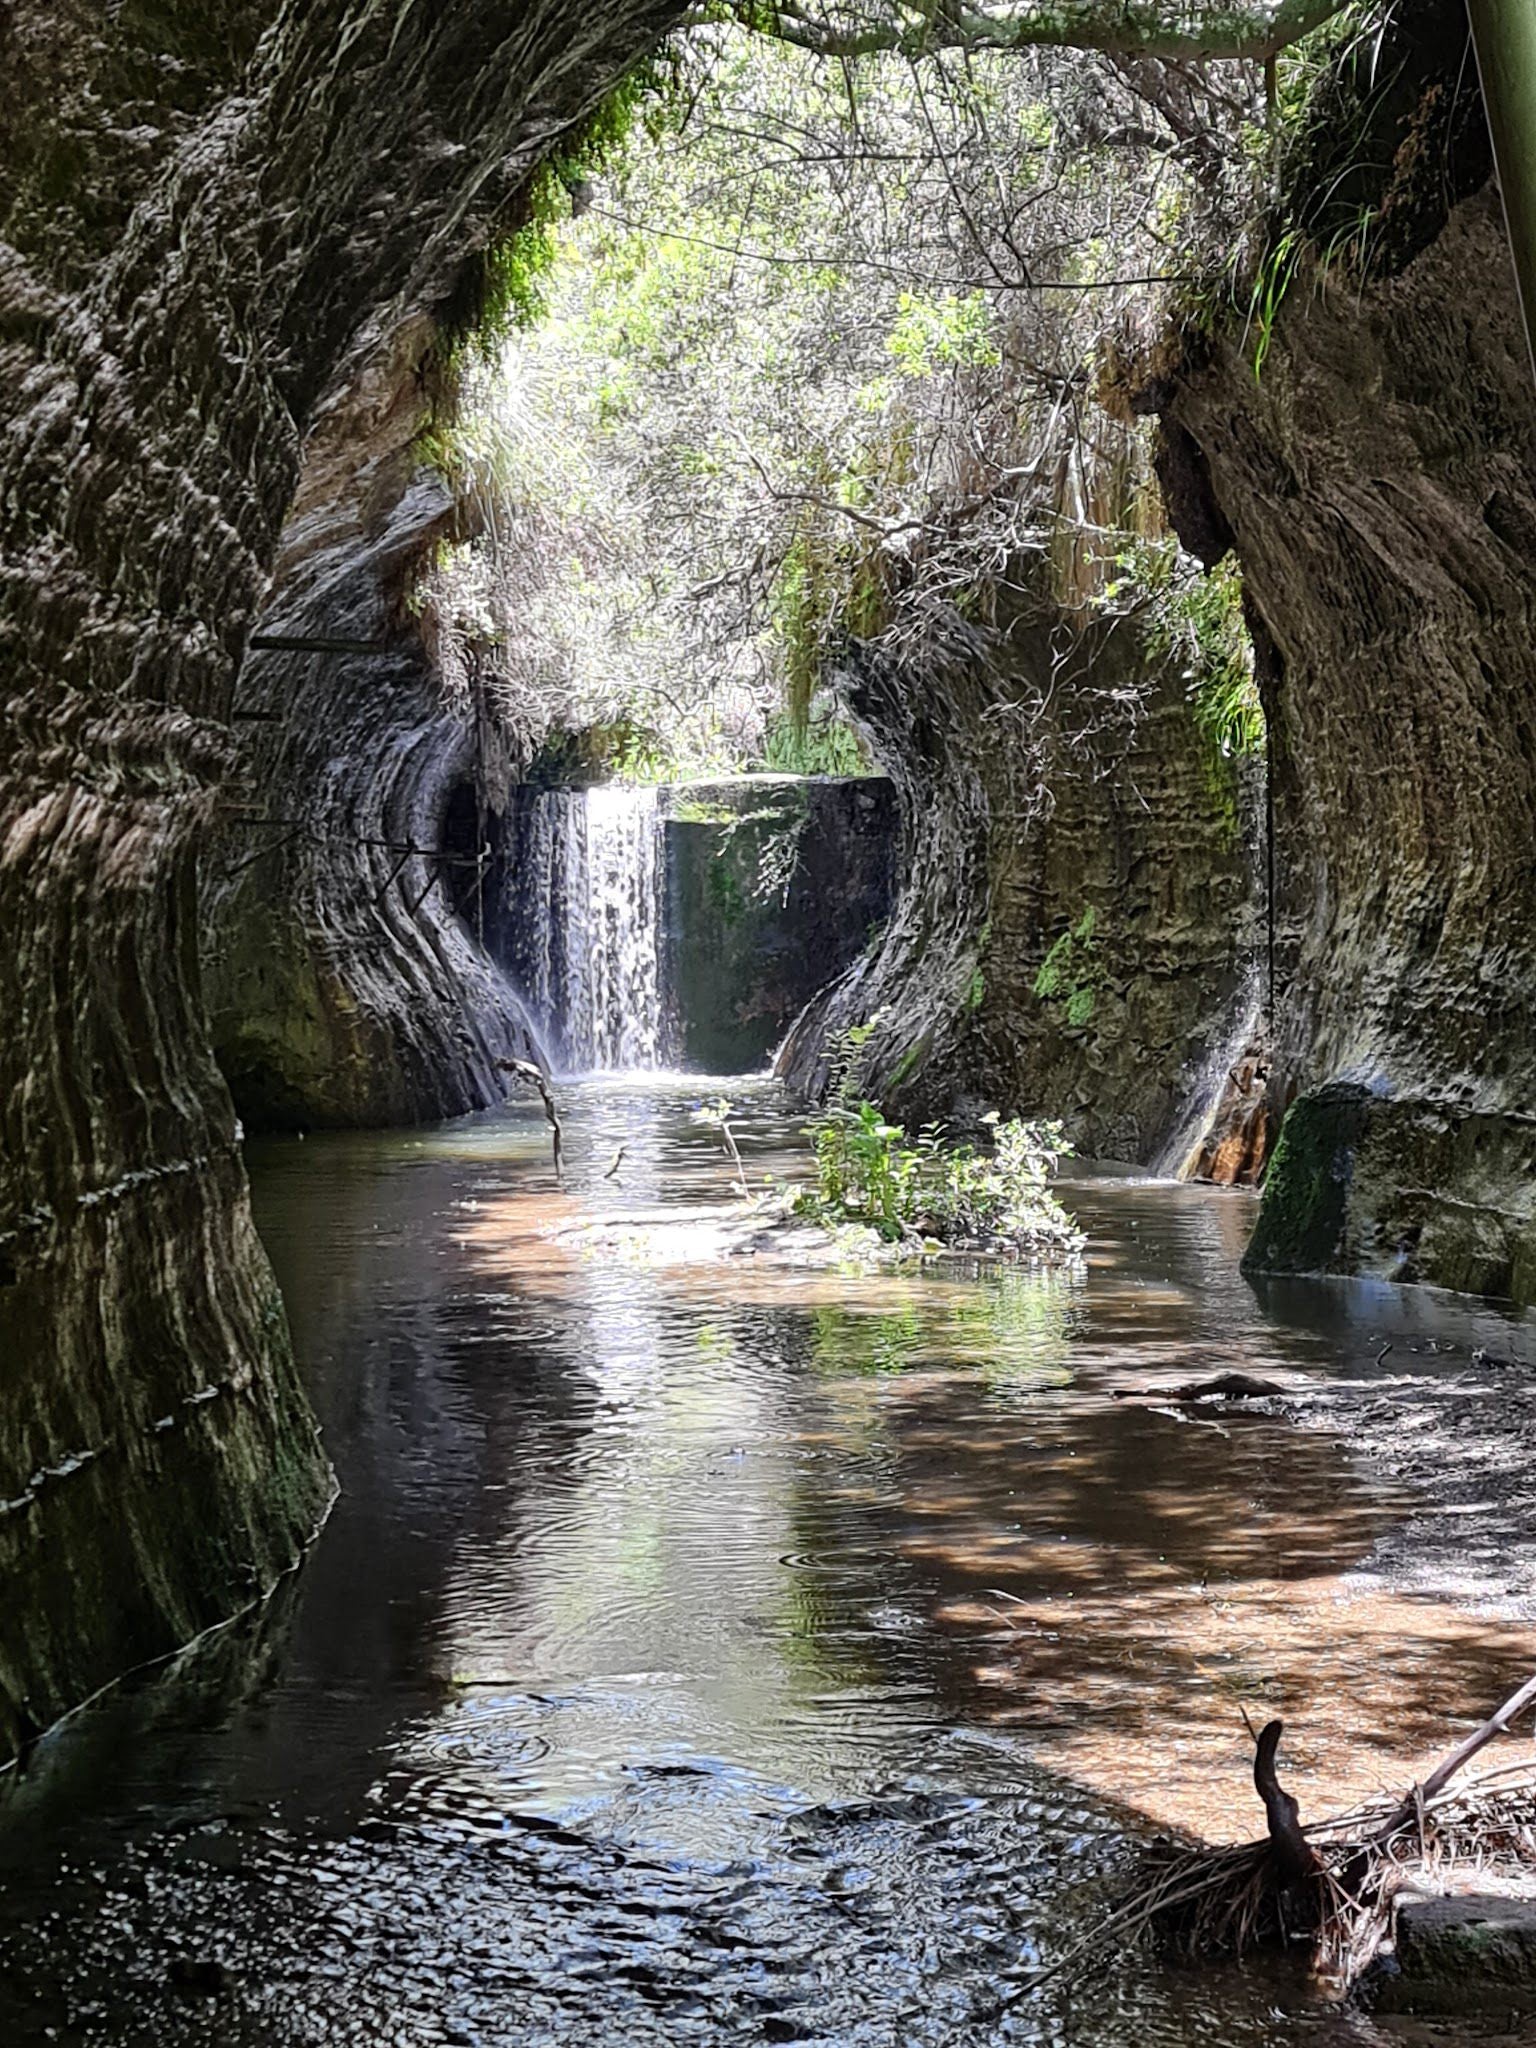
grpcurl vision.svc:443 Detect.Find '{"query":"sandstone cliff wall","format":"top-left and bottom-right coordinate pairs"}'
top-left (1161, 185), bottom-right (1536, 1296)
top-left (0, 0), bottom-right (676, 1759)
top-left (1140, 3), bottom-right (1536, 1298)
top-left (203, 328), bottom-right (546, 1130)
top-left (779, 600), bottom-right (1263, 1163)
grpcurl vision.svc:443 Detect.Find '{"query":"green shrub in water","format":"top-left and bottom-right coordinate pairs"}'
top-left (796, 1100), bottom-right (1083, 1255)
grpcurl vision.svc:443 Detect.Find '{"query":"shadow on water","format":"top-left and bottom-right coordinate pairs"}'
top-left (2, 1077), bottom-right (1534, 2044)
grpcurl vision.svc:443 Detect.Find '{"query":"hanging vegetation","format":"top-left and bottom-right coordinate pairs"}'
top-left (414, 18), bottom-right (1276, 782)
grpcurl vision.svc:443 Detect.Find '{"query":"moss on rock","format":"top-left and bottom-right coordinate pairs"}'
top-left (1242, 1083), bottom-right (1369, 1276)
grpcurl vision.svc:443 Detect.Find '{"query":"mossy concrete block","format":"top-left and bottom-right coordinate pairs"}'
top-left (1246, 1079), bottom-right (1536, 1300)
top-left (1243, 1081), bottom-right (1370, 1277)
top-left (1376, 1895), bottom-right (1536, 2014)
top-left (660, 774), bottom-right (896, 1073)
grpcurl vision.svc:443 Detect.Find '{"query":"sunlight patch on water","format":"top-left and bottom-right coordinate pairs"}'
top-left (8, 1078), bottom-right (1536, 2045)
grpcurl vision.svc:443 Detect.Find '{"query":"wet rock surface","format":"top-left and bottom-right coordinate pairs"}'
top-left (0, 0), bottom-right (680, 1756)
top-left (204, 329), bottom-right (548, 1131)
top-left (779, 604), bottom-right (1261, 1165)
top-left (1150, 8), bottom-right (1536, 1299)
top-left (1182, 1046), bottom-right (1271, 1186)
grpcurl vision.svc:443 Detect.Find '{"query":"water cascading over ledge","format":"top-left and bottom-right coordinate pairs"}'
top-left (504, 787), bottom-right (667, 1074)
top-left (457, 775), bottom-right (897, 1077)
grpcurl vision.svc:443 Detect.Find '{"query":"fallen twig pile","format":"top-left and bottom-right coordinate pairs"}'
top-left (1033, 1675), bottom-right (1536, 2000)
top-left (1144, 1758), bottom-right (1536, 1993)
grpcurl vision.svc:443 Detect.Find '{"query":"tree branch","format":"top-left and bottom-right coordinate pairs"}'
top-left (585, 199), bottom-right (1181, 288)
top-left (693, 0), bottom-right (1347, 64)
top-left (1380, 1671), bottom-right (1536, 1838)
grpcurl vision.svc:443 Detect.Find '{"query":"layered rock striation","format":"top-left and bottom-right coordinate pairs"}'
top-left (0, 0), bottom-right (677, 1758)
top-left (203, 329), bottom-right (546, 1130)
top-left (792, 0), bottom-right (1536, 1295)
top-left (779, 598), bottom-right (1263, 1164)
top-left (1141, 4), bottom-right (1536, 1296)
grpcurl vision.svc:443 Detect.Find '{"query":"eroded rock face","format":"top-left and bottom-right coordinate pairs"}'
top-left (0, 0), bottom-right (677, 1757)
top-left (203, 326), bottom-right (546, 1129)
top-left (779, 604), bottom-right (1262, 1166)
top-left (1161, 182), bottom-right (1536, 1297)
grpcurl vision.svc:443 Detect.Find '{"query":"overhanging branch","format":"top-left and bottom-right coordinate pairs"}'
top-left (694, 0), bottom-right (1347, 62)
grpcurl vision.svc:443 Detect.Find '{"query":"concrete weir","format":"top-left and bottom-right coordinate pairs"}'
top-left (659, 775), bottom-right (897, 1074)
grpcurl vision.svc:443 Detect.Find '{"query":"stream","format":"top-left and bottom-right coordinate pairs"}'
top-left (4, 1076), bottom-right (1536, 2045)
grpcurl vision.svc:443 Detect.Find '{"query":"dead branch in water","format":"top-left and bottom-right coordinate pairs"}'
top-left (496, 1057), bottom-right (563, 1180)
top-left (1383, 1671), bottom-right (1536, 1830)
top-left (1032, 1671), bottom-right (1536, 1999)
top-left (1251, 1718), bottom-right (1320, 1881)
top-left (1112, 1372), bottom-right (1286, 1403)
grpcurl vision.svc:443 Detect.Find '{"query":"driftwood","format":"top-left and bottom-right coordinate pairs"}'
top-left (1030, 1670), bottom-right (1536, 1999)
top-left (1114, 1371), bottom-right (1286, 1404)
top-left (496, 1057), bottom-right (563, 1180)
top-left (1252, 1718), bottom-right (1320, 1880)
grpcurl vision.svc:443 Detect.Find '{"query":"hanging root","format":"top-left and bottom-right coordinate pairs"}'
top-left (1031, 1675), bottom-right (1536, 2001)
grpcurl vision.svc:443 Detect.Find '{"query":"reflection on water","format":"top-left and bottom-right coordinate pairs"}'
top-left (2, 1076), bottom-right (1534, 2045)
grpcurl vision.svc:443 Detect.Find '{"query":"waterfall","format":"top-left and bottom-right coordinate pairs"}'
top-left (506, 786), bottom-right (666, 1074)
top-left (1152, 971), bottom-right (1265, 1180)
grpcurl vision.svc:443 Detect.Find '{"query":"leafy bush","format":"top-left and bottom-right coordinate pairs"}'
top-left (436, 61), bottom-right (679, 364)
top-left (420, 26), bottom-right (1244, 793)
top-left (795, 1101), bottom-right (1084, 1256)
top-left (802, 1099), bottom-right (921, 1241)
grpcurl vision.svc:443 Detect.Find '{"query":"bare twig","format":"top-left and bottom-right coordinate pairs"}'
top-left (496, 1057), bottom-right (564, 1180)
top-left (1384, 1671), bottom-right (1536, 1832)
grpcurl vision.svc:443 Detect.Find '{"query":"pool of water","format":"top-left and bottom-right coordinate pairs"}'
top-left (3, 1076), bottom-right (1534, 2045)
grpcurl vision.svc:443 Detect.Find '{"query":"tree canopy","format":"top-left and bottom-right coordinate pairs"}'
top-left (420, 7), bottom-right (1325, 778)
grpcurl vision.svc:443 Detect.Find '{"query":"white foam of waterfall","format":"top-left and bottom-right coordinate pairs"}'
top-left (509, 786), bottom-right (665, 1074)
